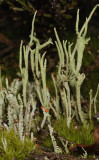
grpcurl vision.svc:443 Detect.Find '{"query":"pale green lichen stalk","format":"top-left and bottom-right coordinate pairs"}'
top-left (53, 4), bottom-right (99, 127)
top-left (48, 124), bottom-right (62, 154)
top-left (19, 11), bottom-right (52, 128)
top-left (89, 89), bottom-right (93, 121)
top-left (28, 18), bottom-right (53, 128)
top-left (89, 84), bottom-right (99, 121)
top-left (93, 84), bottom-right (99, 114)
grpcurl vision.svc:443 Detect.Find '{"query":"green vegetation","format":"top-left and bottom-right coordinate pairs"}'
top-left (52, 117), bottom-right (94, 145)
top-left (42, 136), bottom-right (53, 149)
top-left (0, 3), bottom-right (99, 160)
top-left (0, 129), bottom-right (36, 160)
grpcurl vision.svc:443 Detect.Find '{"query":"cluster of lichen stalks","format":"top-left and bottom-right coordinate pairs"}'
top-left (0, 4), bottom-right (99, 154)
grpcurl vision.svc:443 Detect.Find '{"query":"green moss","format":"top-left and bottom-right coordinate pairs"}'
top-left (52, 117), bottom-right (94, 145)
top-left (0, 129), bottom-right (36, 160)
top-left (42, 136), bottom-right (53, 149)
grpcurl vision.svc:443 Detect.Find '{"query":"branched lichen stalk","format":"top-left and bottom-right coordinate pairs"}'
top-left (72, 4), bottom-right (99, 58)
